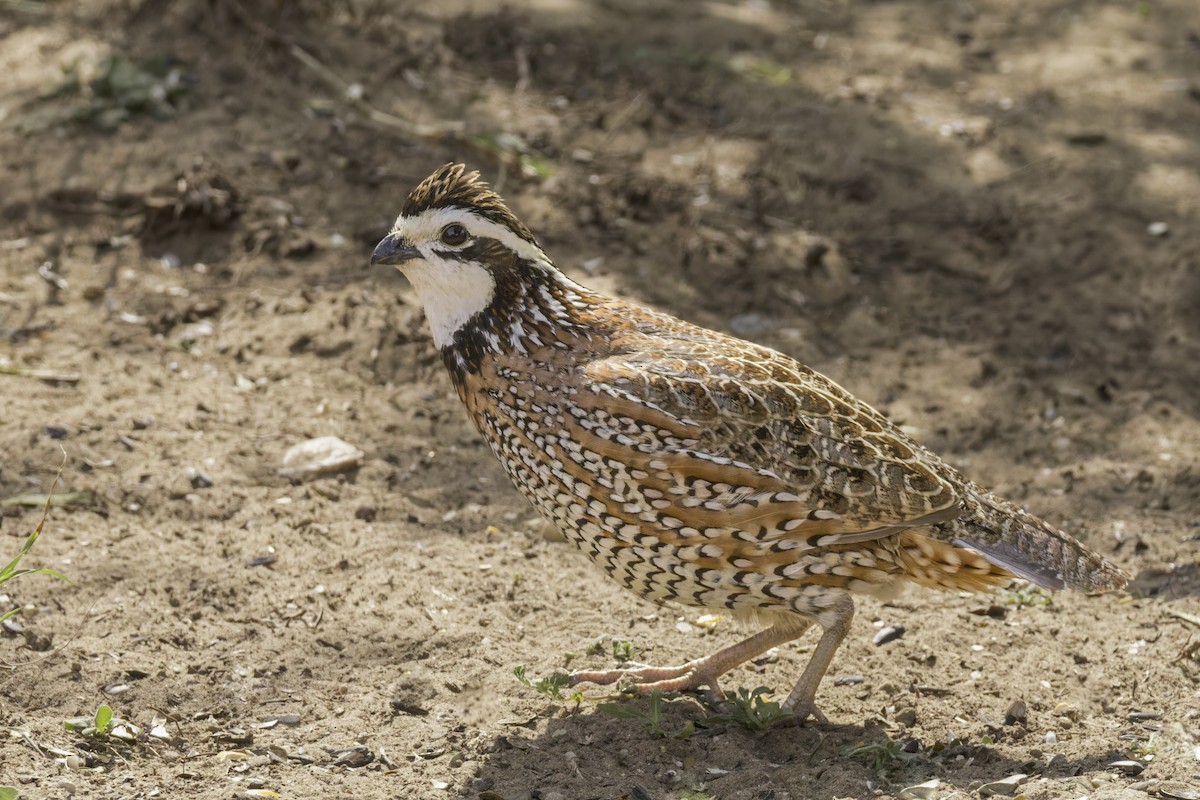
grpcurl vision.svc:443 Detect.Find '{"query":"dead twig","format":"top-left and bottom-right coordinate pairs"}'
top-left (0, 490), bottom-right (95, 508)
top-left (216, 0), bottom-right (540, 172)
top-left (285, 44), bottom-right (460, 140)
top-left (218, 0), bottom-right (457, 141)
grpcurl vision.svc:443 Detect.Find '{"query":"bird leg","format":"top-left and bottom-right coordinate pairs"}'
top-left (568, 621), bottom-right (812, 705)
top-left (782, 594), bottom-right (854, 724)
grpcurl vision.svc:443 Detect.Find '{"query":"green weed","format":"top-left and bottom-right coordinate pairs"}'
top-left (63, 705), bottom-right (118, 743)
top-left (706, 686), bottom-right (794, 732)
top-left (841, 739), bottom-right (922, 775)
top-left (1, 478), bottom-right (74, 624)
top-left (12, 55), bottom-right (191, 134)
top-left (513, 666), bottom-right (581, 702)
top-left (598, 689), bottom-right (669, 736)
top-left (999, 583), bottom-right (1052, 608)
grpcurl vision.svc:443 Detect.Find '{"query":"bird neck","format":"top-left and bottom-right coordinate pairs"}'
top-left (441, 258), bottom-right (605, 380)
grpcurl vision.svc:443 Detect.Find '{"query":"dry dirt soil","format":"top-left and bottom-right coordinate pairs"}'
top-left (2, 1), bottom-right (1199, 799)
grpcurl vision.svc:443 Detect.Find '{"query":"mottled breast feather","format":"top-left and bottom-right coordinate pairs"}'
top-left (401, 162), bottom-right (539, 246)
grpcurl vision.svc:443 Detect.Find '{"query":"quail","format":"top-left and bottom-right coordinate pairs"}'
top-left (372, 163), bottom-right (1127, 723)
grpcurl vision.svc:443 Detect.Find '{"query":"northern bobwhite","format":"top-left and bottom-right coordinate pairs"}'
top-left (373, 163), bottom-right (1127, 723)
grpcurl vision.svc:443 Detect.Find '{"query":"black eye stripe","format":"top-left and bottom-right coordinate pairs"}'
top-left (434, 236), bottom-right (513, 264)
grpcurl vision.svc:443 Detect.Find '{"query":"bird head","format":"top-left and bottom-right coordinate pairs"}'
top-left (373, 163), bottom-right (552, 348)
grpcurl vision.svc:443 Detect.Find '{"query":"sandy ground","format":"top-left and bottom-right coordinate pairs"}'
top-left (1, 1), bottom-right (1199, 798)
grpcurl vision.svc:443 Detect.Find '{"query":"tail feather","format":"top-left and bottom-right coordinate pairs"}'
top-left (950, 537), bottom-right (1065, 590)
top-left (896, 531), bottom-right (1014, 593)
top-left (939, 484), bottom-right (1128, 594)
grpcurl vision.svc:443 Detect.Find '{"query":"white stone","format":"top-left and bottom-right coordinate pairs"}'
top-left (279, 436), bottom-right (364, 478)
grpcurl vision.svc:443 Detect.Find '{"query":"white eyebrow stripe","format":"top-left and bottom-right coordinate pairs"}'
top-left (391, 206), bottom-right (549, 265)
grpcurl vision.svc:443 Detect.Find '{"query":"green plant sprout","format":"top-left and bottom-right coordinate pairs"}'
top-left (706, 686), bottom-right (794, 732)
top-left (513, 666), bottom-right (582, 702)
top-left (1, 472), bottom-right (75, 623)
top-left (841, 739), bottom-right (923, 775)
top-left (598, 689), bottom-right (669, 736)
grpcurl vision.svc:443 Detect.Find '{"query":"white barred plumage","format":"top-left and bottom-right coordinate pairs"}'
top-left (373, 163), bottom-right (1127, 723)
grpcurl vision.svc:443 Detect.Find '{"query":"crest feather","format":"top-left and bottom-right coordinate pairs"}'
top-left (402, 163), bottom-right (538, 246)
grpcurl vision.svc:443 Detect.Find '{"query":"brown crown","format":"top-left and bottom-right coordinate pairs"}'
top-left (401, 163), bottom-right (538, 247)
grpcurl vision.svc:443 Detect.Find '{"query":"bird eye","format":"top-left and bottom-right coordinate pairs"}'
top-left (440, 224), bottom-right (469, 246)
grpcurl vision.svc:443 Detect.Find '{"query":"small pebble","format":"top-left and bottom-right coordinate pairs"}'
top-left (331, 746), bottom-right (373, 768)
top-left (729, 312), bottom-right (772, 337)
top-left (1109, 760), bottom-right (1145, 776)
top-left (969, 604), bottom-right (1006, 619)
top-left (177, 320), bottom-right (214, 341)
top-left (1004, 700), bottom-right (1028, 726)
top-left (979, 774), bottom-right (1028, 796)
top-left (894, 707), bottom-right (917, 727)
top-left (279, 436), bottom-right (364, 478)
top-left (1044, 731), bottom-right (1058, 744)
top-left (898, 779), bottom-right (940, 800)
top-left (873, 624), bottom-right (905, 646)
top-left (1128, 710), bottom-right (1164, 721)
top-left (1066, 131), bottom-right (1108, 146)
top-left (187, 467), bottom-right (214, 489)
top-left (1147, 221), bottom-right (1169, 237)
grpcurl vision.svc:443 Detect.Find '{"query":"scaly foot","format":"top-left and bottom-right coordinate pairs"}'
top-left (569, 658), bottom-right (725, 704)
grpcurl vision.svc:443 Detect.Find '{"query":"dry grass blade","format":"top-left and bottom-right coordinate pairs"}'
top-left (0, 364), bottom-right (81, 384)
top-left (215, 0), bottom-right (544, 173)
top-left (0, 490), bottom-right (95, 508)
top-left (1166, 609), bottom-right (1200, 628)
top-left (217, 0), bottom-right (459, 142)
top-left (1, 457), bottom-right (76, 625)
top-left (286, 44), bottom-right (461, 141)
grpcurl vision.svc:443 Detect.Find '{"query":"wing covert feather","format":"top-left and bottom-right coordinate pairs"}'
top-left (581, 332), bottom-right (965, 543)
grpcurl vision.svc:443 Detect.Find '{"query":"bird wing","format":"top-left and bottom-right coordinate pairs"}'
top-left (579, 329), bottom-right (965, 546)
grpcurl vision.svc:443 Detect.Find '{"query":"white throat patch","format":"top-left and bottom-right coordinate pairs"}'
top-left (386, 206), bottom-right (551, 349)
top-left (400, 259), bottom-right (496, 348)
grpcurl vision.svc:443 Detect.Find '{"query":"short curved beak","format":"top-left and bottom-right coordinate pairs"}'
top-left (371, 234), bottom-right (422, 267)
